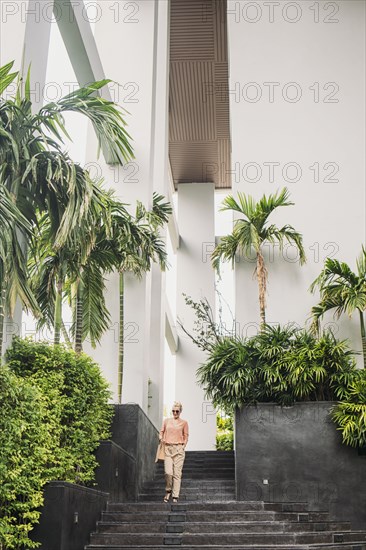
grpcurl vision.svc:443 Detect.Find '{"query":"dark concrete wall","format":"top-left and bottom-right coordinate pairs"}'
top-left (111, 404), bottom-right (159, 493)
top-left (32, 482), bottom-right (108, 550)
top-left (235, 402), bottom-right (366, 529)
top-left (95, 440), bottom-right (137, 501)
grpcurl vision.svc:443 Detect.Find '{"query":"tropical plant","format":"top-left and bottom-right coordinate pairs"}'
top-left (211, 188), bottom-right (306, 327)
top-left (310, 247), bottom-right (366, 368)
top-left (28, 185), bottom-right (120, 347)
top-left (0, 184), bottom-right (39, 355)
top-left (28, 189), bottom-right (171, 392)
top-left (0, 60), bottom-right (134, 351)
top-left (332, 369), bottom-right (366, 448)
top-left (197, 324), bottom-right (358, 412)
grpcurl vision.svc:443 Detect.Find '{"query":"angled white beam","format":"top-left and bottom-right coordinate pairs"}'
top-left (167, 163), bottom-right (180, 251)
top-left (165, 299), bottom-right (179, 354)
top-left (54, 0), bottom-right (107, 89)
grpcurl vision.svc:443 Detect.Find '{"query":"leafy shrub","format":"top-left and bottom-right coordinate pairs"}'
top-left (216, 432), bottom-right (234, 451)
top-left (217, 414), bottom-right (233, 432)
top-left (216, 413), bottom-right (234, 450)
top-left (6, 337), bottom-right (113, 484)
top-left (332, 369), bottom-right (366, 448)
top-left (0, 365), bottom-right (53, 549)
top-left (197, 325), bottom-right (358, 412)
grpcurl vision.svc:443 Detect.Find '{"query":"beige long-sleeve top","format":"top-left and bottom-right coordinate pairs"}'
top-left (159, 417), bottom-right (189, 445)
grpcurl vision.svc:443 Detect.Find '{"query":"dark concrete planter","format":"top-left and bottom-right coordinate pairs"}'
top-left (235, 402), bottom-right (366, 529)
top-left (31, 481), bottom-right (108, 550)
top-left (110, 403), bottom-right (159, 494)
top-left (32, 403), bottom-right (159, 549)
top-left (95, 440), bottom-right (137, 501)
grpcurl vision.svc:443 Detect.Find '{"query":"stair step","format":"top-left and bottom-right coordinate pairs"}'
top-left (86, 450), bottom-right (361, 550)
top-left (144, 479), bottom-right (236, 485)
top-left (85, 545), bottom-right (366, 550)
top-left (89, 532), bottom-right (366, 546)
top-left (139, 494), bottom-right (236, 502)
top-left (96, 521), bottom-right (351, 535)
top-left (107, 501), bottom-right (311, 512)
top-left (101, 510), bottom-right (331, 524)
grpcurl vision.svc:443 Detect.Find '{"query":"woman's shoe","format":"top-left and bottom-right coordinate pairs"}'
top-left (163, 491), bottom-right (171, 502)
top-left (172, 497), bottom-right (178, 503)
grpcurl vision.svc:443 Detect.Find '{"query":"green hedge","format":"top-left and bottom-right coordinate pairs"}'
top-left (216, 414), bottom-right (234, 451)
top-left (1, 337), bottom-right (113, 549)
top-left (0, 365), bottom-right (53, 549)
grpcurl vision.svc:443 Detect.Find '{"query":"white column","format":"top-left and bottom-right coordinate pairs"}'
top-left (148, 0), bottom-right (170, 428)
top-left (176, 183), bottom-right (217, 450)
top-left (228, 0), bottom-right (365, 361)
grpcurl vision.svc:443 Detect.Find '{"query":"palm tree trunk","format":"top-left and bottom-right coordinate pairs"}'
top-left (74, 280), bottom-right (84, 354)
top-left (54, 274), bottom-right (63, 345)
top-left (0, 277), bottom-right (5, 360)
top-left (118, 271), bottom-right (124, 404)
top-left (61, 321), bottom-right (72, 349)
top-left (359, 310), bottom-right (366, 369)
top-left (256, 249), bottom-right (267, 329)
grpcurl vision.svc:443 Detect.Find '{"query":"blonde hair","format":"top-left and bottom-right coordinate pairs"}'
top-left (173, 401), bottom-right (183, 412)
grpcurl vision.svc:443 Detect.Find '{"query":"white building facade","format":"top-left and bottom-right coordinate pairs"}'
top-left (1, 0), bottom-right (365, 449)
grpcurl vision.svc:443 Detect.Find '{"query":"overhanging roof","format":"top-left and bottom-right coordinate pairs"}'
top-left (169, 0), bottom-right (231, 189)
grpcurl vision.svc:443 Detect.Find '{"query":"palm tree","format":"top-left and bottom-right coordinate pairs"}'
top-left (310, 248), bottom-right (366, 368)
top-left (212, 188), bottom-right (306, 327)
top-left (0, 60), bottom-right (134, 341)
top-left (28, 184), bottom-right (119, 346)
top-left (69, 194), bottom-right (130, 353)
top-left (0, 184), bottom-right (39, 356)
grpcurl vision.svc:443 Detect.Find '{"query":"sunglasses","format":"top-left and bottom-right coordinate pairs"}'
top-left (172, 409), bottom-right (180, 413)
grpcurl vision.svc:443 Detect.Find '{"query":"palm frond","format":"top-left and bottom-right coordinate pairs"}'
top-left (265, 224), bottom-right (306, 264)
top-left (220, 193), bottom-right (255, 219)
top-left (77, 266), bottom-right (111, 348)
top-left (0, 61), bottom-right (18, 95)
top-left (356, 245), bottom-right (366, 278)
top-left (212, 234), bottom-right (240, 272)
top-left (38, 80), bottom-right (134, 165)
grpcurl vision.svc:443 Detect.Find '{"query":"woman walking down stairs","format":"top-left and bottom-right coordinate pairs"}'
top-left (85, 451), bottom-right (366, 549)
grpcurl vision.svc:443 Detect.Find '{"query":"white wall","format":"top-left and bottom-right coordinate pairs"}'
top-left (227, 0), bottom-right (365, 362)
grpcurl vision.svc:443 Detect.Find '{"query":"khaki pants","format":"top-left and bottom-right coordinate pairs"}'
top-left (164, 444), bottom-right (185, 498)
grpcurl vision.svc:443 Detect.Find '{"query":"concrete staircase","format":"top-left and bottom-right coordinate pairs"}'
top-left (85, 450), bottom-right (366, 550)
